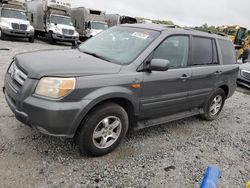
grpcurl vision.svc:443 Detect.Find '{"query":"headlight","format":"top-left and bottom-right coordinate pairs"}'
top-left (27, 25), bottom-right (34, 32)
top-left (74, 31), bottom-right (79, 37)
top-left (1, 22), bottom-right (12, 29)
top-left (35, 77), bottom-right (76, 99)
top-left (54, 27), bottom-right (62, 34)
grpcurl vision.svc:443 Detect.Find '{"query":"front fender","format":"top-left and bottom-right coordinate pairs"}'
top-left (71, 86), bottom-right (140, 135)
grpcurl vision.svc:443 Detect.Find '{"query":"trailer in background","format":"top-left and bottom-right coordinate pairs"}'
top-left (105, 14), bottom-right (137, 27)
top-left (25, 0), bottom-right (79, 45)
top-left (0, 0), bottom-right (34, 42)
top-left (71, 7), bottom-right (108, 41)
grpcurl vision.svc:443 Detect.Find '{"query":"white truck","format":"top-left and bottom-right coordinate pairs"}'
top-left (105, 14), bottom-right (137, 28)
top-left (25, 0), bottom-right (79, 45)
top-left (0, 0), bottom-right (34, 42)
top-left (71, 7), bottom-right (108, 40)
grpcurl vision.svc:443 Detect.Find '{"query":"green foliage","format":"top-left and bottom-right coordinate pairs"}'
top-left (193, 24), bottom-right (221, 33)
top-left (152, 20), bottom-right (175, 25)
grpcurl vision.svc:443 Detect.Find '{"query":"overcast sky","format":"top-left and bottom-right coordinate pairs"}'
top-left (70, 0), bottom-right (250, 28)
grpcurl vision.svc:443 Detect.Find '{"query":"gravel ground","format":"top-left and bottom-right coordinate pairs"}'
top-left (0, 38), bottom-right (250, 188)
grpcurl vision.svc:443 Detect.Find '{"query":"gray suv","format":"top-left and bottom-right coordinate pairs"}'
top-left (3, 24), bottom-right (239, 156)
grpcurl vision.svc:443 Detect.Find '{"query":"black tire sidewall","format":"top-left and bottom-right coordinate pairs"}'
top-left (29, 36), bottom-right (34, 43)
top-left (0, 29), bottom-right (6, 40)
top-left (77, 103), bottom-right (129, 156)
top-left (204, 89), bottom-right (226, 121)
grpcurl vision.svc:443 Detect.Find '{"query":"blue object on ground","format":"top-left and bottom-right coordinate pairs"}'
top-left (200, 165), bottom-right (221, 188)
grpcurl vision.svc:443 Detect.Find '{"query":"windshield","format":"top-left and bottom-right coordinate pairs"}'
top-left (1, 9), bottom-right (27, 20)
top-left (91, 22), bottom-right (108, 30)
top-left (50, 15), bottom-right (73, 26)
top-left (79, 27), bottom-right (160, 65)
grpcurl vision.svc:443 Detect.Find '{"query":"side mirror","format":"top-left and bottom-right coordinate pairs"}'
top-left (147, 59), bottom-right (170, 71)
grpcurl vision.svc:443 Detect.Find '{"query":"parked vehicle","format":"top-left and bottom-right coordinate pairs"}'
top-left (222, 25), bottom-right (250, 63)
top-left (105, 14), bottom-right (137, 27)
top-left (71, 7), bottom-right (108, 40)
top-left (237, 62), bottom-right (250, 88)
top-left (0, 0), bottom-right (34, 42)
top-left (25, 0), bottom-right (79, 45)
top-left (3, 24), bottom-right (239, 156)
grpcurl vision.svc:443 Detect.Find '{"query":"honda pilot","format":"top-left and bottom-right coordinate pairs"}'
top-left (3, 24), bottom-right (239, 156)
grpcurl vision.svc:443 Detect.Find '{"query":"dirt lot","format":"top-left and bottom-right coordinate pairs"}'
top-left (0, 39), bottom-right (249, 188)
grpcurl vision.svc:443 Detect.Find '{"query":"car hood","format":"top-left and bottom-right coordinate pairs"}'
top-left (15, 49), bottom-right (122, 79)
top-left (239, 62), bottom-right (250, 71)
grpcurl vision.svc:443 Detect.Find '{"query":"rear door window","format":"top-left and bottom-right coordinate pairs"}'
top-left (191, 37), bottom-right (218, 65)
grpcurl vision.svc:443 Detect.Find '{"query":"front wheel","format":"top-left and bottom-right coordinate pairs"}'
top-left (201, 88), bottom-right (226, 121)
top-left (28, 36), bottom-right (34, 43)
top-left (47, 32), bottom-right (55, 44)
top-left (0, 29), bottom-right (6, 40)
top-left (76, 102), bottom-right (129, 156)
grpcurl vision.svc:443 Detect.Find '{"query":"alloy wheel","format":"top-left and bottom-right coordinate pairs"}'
top-left (92, 116), bottom-right (122, 149)
top-left (210, 95), bottom-right (223, 116)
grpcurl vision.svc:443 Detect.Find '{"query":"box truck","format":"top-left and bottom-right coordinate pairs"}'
top-left (105, 14), bottom-right (137, 27)
top-left (71, 7), bottom-right (108, 40)
top-left (0, 0), bottom-right (34, 42)
top-left (26, 0), bottom-right (79, 45)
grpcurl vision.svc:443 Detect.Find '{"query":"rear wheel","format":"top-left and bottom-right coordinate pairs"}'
top-left (242, 49), bottom-right (250, 63)
top-left (76, 102), bottom-right (129, 156)
top-left (201, 88), bottom-right (226, 121)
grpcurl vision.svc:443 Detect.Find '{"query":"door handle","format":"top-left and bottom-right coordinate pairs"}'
top-left (180, 74), bottom-right (190, 80)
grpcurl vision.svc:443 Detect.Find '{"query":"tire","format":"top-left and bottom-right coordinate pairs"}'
top-left (201, 88), bottom-right (226, 121)
top-left (28, 36), bottom-right (34, 43)
top-left (76, 102), bottom-right (129, 157)
top-left (34, 31), bottom-right (38, 39)
top-left (242, 49), bottom-right (250, 63)
top-left (72, 41), bottom-right (76, 46)
top-left (47, 32), bottom-right (55, 44)
top-left (0, 29), bottom-right (6, 40)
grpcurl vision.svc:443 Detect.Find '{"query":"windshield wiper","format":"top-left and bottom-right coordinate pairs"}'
top-left (82, 51), bottom-right (112, 62)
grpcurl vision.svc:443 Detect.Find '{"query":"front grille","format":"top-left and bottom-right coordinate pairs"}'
top-left (11, 23), bottom-right (28, 31)
top-left (12, 23), bottom-right (19, 29)
top-left (8, 63), bottom-right (27, 86)
top-left (62, 29), bottom-right (74, 35)
top-left (20, 24), bottom-right (27, 30)
top-left (68, 30), bottom-right (74, 35)
top-left (241, 70), bottom-right (250, 80)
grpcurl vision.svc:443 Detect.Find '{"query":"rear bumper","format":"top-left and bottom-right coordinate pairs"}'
top-left (4, 74), bottom-right (91, 138)
top-left (2, 28), bottom-right (34, 38)
top-left (52, 33), bottom-right (79, 42)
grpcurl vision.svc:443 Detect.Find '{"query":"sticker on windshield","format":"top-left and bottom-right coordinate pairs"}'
top-left (131, 32), bottom-right (149, 39)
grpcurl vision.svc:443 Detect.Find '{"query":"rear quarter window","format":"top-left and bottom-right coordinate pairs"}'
top-left (218, 39), bottom-right (237, 65)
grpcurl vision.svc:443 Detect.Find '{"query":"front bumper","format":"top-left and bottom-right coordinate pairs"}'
top-left (4, 73), bottom-right (91, 138)
top-left (52, 33), bottom-right (79, 42)
top-left (237, 71), bottom-right (250, 89)
top-left (2, 28), bottom-right (34, 38)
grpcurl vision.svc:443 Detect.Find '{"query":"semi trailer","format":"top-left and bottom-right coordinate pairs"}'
top-left (71, 7), bottom-right (108, 40)
top-left (105, 14), bottom-right (137, 27)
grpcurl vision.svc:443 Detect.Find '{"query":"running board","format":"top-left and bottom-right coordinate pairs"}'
top-left (135, 108), bottom-right (203, 130)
